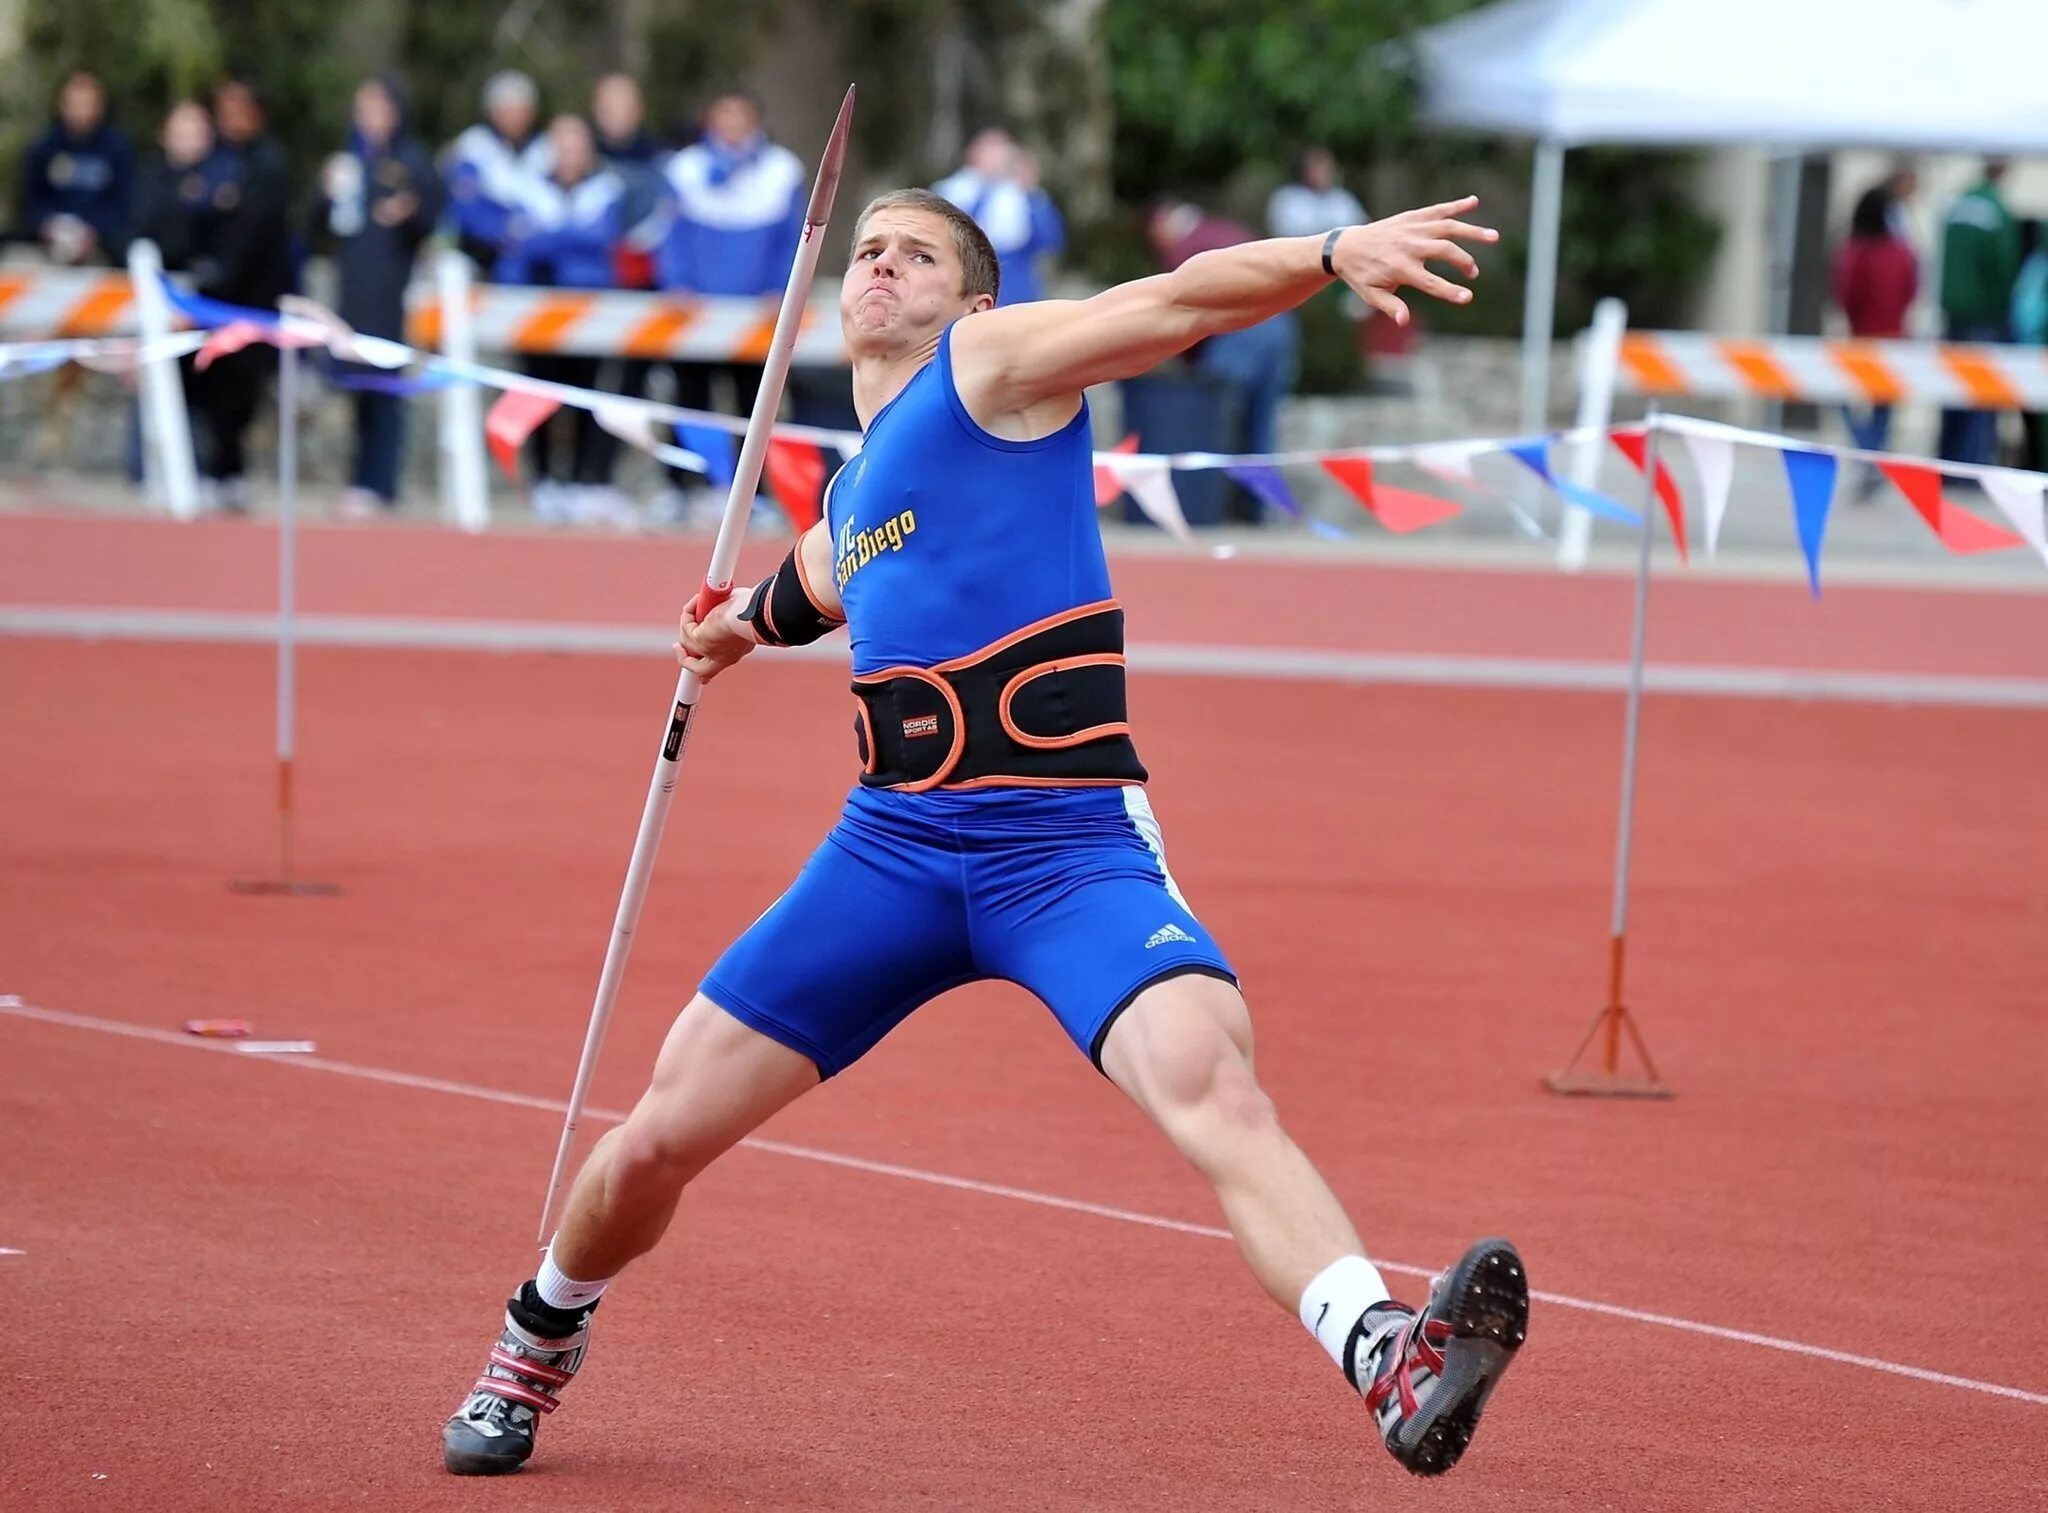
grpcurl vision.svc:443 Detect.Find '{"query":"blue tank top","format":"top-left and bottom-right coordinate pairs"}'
top-left (827, 323), bottom-right (1113, 675)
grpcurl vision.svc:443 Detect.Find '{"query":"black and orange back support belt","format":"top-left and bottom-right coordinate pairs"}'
top-left (853, 601), bottom-right (1148, 791)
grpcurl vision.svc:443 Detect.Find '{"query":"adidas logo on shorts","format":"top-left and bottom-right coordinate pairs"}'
top-left (1144, 923), bottom-right (1196, 950)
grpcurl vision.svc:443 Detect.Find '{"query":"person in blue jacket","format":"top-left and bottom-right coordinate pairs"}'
top-left (650, 89), bottom-right (804, 519)
top-left (443, 71), bottom-right (544, 279)
top-left (497, 113), bottom-right (624, 512)
top-left (933, 128), bottom-right (1065, 307)
top-left (18, 70), bottom-right (133, 265)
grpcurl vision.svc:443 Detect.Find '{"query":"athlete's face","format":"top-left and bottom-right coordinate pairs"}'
top-left (842, 209), bottom-right (991, 353)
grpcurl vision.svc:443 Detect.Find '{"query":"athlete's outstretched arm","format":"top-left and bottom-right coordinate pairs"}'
top-left (952, 197), bottom-right (1496, 416)
top-left (676, 520), bottom-right (839, 680)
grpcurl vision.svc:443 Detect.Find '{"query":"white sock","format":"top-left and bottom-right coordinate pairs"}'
top-left (1298, 1255), bottom-right (1392, 1369)
top-left (535, 1241), bottom-right (611, 1312)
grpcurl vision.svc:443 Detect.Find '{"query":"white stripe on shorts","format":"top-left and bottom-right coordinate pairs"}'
top-left (1120, 788), bottom-right (1192, 912)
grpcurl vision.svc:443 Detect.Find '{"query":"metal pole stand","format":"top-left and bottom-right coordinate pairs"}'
top-left (1545, 404), bottom-right (1671, 1099)
top-left (1544, 937), bottom-right (1671, 1098)
top-left (232, 344), bottom-right (338, 899)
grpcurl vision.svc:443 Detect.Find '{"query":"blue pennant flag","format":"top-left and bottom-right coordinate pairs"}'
top-left (159, 276), bottom-right (279, 331)
top-left (679, 423), bottom-right (736, 486)
top-left (1781, 448), bottom-right (1837, 598)
top-left (1505, 438), bottom-right (1641, 526)
top-left (1223, 463), bottom-right (1302, 519)
top-left (333, 369), bottom-right (454, 396)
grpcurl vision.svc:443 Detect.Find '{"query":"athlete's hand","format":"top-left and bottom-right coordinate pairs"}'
top-left (1328, 196), bottom-right (1498, 327)
top-left (675, 591), bottom-right (759, 681)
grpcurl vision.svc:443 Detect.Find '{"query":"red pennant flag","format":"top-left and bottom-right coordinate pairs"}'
top-left (484, 389), bottom-right (561, 482)
top-left (1320, 458), bottom-right (1462, 533)
top-left (764, 437), bottom-right (827, 531)
top-left (1609, 430), bottom-right (1690, 561)
top-left (1878, 462), bottom-right (2025, 554)
top-left (1093, 433), bottom-right (1141, 507)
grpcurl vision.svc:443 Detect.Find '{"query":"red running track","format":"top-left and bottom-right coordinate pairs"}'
top-left (3, 509), bottom-right (2048, 676)
top-left (3, 620), bottom-right (2046, 1509)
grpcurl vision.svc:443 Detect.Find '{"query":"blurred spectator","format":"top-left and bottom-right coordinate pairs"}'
top-left (652, 89), bottom-right (805, 522)
top-left (1830, 172), bottom-right (1918, 490)
top-left (190, 78), bottom-right (295, 512)
top-left (1265, 146), bottom-right (1366, 239)
top-left (311, 77), bottom-right (442, 517)
top-left (1148, 199), bottom-right (1298, 512)
top-left (130, 101), bottom-right (221, 489)
top-left (1267, 146), bottom-right (1371, 395)
top-left (133, 102), bottom-right (219, 275)
top-left (499, 113), bottom-right (627, 522)
top-left (932, 128), bottom-right (1064, 306)
top-left (1937, 157), bottom-right (2021, 467)
top-left (591, 73), bottom-right (669, 290)
top-left (585, 72), bottom-right (669, 491)
top-left (445, 71), bottom-right (543, 278)
top-left (18, 70), bottom-right (133, 264)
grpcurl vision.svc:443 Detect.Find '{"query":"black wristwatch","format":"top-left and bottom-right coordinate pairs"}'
top-left (1321, 226), bottom-right (1347, 277)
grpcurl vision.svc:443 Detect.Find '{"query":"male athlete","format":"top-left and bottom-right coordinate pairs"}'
top-left (444, 188), bottom-right (1526, 1480)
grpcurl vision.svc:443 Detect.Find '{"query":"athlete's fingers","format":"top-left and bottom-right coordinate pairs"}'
top-left (1404, 195), bottom-right (1479, 223)
top-left (1430, 219), bottom-right (1498, 245)
top-left (1417, 239), bottom-right (1481, 279)
top-left (1363, 287), bottom-right (1409, 325)
top-left (1405, 264), bottom-right (1472, 305)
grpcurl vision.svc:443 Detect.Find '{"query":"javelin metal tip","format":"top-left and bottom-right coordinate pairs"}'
top-left (806, 85), bottom-right (858, 227)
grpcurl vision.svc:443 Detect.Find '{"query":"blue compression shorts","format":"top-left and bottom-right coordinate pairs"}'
top-left (701, 784), bottom-right (1237, 1077)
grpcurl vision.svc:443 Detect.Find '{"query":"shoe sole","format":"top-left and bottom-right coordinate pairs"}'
top-left (443, 1430), bottom-right (532, 1476)
top-left (1389, 1237), bottom-right (1529, 1477)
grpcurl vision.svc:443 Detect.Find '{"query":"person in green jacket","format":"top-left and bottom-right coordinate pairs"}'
top-left (1938, 158), bottom-right (2022, 465)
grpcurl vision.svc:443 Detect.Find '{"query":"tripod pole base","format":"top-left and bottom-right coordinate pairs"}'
top-left (1543, 997), bottom-right (1673, 1100)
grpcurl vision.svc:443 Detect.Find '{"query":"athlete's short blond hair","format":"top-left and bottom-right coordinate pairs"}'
top-left (853, 189), bottom-right (1000, 303)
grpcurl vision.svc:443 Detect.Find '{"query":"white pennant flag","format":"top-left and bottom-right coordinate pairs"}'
top-left (1414, 440), bottom-right (1545, 539)
top-left (1980, 471), bottom-right (2048, 567)
top-left (591, 399), bottom-right (704, 474)
top-left (1411, 441), bottom-right (1483, 483)
top-left (1681, 431), bottom-right (1735, 556)
top-left (1117, 458), bottom-right (1193, 541)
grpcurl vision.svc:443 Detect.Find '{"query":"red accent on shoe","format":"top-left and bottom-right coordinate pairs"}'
top-left (1364, 1315), bottom-right (1455, 1421)
top-left (473, 1374), bottom-right (559, 1414)
top-left (490, 1347), bottom-right (574, 1387)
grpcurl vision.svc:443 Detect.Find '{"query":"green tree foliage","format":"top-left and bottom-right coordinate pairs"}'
top-left (1101, 0), bottom-right (1722, 366)
top-left (1102, 0), bottom-right (1471, 196)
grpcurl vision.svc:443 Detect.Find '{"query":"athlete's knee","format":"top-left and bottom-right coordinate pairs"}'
top-left (1199, 1054), bottom-right (1278, 1137)
top-left (610, 1096), bottom-right (721, 1192)
top-left (1148, 1031), bottom-right (1276, 1139)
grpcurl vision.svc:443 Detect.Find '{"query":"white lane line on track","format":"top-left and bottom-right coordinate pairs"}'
top-left (5, 994), bottom-right (2045, 1409)
top-left (7, 606), bottom-right (2048, 710)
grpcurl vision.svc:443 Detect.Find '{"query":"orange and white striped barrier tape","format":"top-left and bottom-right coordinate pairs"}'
top-left (0, 266), bottom-right (848, 364)
top-left (1615, 331), bottom-right (2048, 411)
top-left (0, 267), bottom-right (137, 338)
top-left (403, 285), bottom-right (846, 363)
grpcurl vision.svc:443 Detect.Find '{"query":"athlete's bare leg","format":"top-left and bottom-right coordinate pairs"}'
top-left (1098, 972), bottom-right (1359, 1308)
top-left (1100, 972), bottom-right (1527, 1477)
top-left (443, 994), bottom-right (816, 1474)
top-left (549, 993), bottom-right (820, 1279)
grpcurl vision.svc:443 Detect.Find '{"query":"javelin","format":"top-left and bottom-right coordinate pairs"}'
top-left (534, 85), bottom-right (857, 1243)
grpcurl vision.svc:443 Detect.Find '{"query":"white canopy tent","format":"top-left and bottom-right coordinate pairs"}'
top-left (1411, 0), bottom-right (2048, 432)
